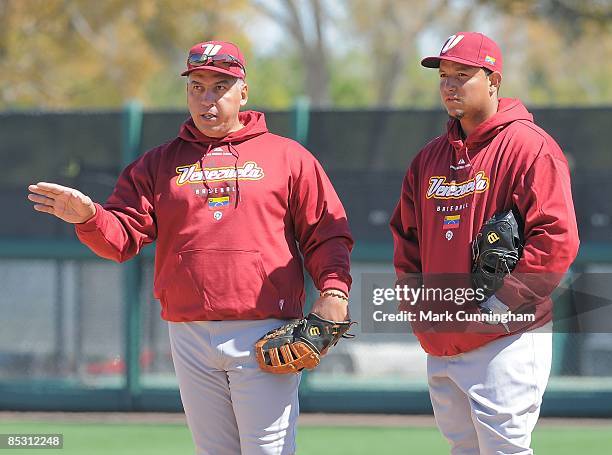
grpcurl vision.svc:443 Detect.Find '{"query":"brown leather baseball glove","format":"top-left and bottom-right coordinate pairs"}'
top-left (254, 313), bottom-right (355, 374)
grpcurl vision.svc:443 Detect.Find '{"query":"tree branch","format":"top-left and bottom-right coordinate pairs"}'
top-left (251, 0), bottom-right (290, 29)
top-left (64, 0), bottom-right (107, 55)
top-left (311, 0), bottom-right (326, 56)
top-left (283, 0), bottom-right (308, 50)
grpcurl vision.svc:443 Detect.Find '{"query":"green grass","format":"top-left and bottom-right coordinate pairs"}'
top-left (0, 421), bottom-right (610, 454)
top-left (300, 426), bottom-right (612, 454)
top-left (0, 422), bottom-right (193, 455)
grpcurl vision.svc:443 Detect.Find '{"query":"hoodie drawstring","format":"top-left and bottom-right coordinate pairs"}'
top-left (199, 143), bottom-right (213, 199)
top-left (198, 141), bottom-right (241, 209)
top-left (228, 142), bottom-right (241, 208)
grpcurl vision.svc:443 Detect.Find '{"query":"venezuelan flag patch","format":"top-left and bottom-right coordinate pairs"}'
top-left (443, 215), bottom-right (460, 229)
top-left (208, 196), bottom-right (230, 209)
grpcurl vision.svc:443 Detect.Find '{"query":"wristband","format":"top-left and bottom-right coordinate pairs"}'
top-left (320, 289), bottom-right (349, 301)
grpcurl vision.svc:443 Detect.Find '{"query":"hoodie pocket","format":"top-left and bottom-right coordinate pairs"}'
top-left (175, 248), bottom-right (280, 318)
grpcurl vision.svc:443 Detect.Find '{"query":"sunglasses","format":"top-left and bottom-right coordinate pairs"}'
top-left (187, 53), bottom-right (246, 74)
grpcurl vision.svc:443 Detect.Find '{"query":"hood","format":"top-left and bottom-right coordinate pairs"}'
top-left (447, 98), bottom-right (534, 149)
top-left (179, 110), bottom-right (269, 145)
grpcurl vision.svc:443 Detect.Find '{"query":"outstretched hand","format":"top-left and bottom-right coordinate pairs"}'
top-left (28, 182), bottom-right (96, 224)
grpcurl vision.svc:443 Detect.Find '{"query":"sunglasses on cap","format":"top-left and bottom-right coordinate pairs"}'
top-left (187, 53), bottom-right (246, 74)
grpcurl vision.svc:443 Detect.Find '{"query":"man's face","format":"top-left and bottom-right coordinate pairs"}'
top-left (187, 71), bottom-right (248, 138)
top-left (438, 60), bottom-right (494, 120)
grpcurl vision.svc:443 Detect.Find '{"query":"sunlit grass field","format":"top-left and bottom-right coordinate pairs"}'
top-left (0, 420), bottom-right (610, 454)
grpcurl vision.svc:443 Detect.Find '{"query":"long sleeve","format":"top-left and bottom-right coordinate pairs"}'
top-left (497, 142), bottom-right (580, 309)
top-left (289, 152), bottom-right (353, 294)
top-left (390, 166), bottom-right (422, 278)
top-left (75, 150), bottom-right (158, 263)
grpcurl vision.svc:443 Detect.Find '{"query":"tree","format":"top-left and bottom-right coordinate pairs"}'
top-left (345, 0), bottom-right (455, 107)
top-left (2, 0), bottom-right (610, 110)
top-left (479, 0), bottom-right (612, 105)
top-left (480, 0), bottom-right (612, 30)
top-left (248, 0), bottom-right (480, 108)
top-left (0, 0), bottom-right (248, 109)
top-left (250, 0), bottom-right (332, 107)
top-left (342, 0), bottom-right (482, 168)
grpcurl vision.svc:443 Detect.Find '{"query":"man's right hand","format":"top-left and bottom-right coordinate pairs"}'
top-left (28, 182), bottom-right (96, 224)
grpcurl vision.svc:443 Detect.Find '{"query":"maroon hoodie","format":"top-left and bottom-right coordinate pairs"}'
top-left (75, 111), bottom-right (353, 321)
top-left (390, 98), bottom-right (579, 356)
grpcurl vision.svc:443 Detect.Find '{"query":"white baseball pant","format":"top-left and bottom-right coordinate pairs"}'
top-left (427, 326), bottom-right (552, 454)
top-left (169, 319), bottom-right (301, 455)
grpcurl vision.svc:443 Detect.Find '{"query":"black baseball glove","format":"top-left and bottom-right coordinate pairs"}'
top-left (472, 209), bottom-right (523, 298)
top-left (255, 313), bottom-right (355, 374)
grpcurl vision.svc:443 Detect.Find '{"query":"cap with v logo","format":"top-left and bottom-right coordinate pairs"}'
top-left (421, 32), bottom-right (503, 74)
top-left (181, 40), bottom-right (246, 78)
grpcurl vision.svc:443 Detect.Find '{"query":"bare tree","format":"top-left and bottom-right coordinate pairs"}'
top-left (345, 0), bottom-right (478, 169)
top-left (251, 0), bottom-right (332, 106)
top-left (348, 0), bottom-right (456, 106)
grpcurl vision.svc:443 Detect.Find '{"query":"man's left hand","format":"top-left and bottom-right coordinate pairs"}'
top-left (310, 292), bottom-right (350, 322)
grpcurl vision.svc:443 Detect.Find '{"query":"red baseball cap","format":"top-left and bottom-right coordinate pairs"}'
top-left (181, 40), bottom-right (246, 78)
top-left (421, 32), bottom-right (503, 74)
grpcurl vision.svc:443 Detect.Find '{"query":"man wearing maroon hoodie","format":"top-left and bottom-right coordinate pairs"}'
top-left (28, 41), bottom-right (353, 455)
top-left (390, 32), bottom-right (579, 453)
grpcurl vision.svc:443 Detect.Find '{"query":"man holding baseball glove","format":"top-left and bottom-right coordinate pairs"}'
top-left (28, 40), bottom-right (353, 455)
top-left (390, 32), bottom-right (579, 453)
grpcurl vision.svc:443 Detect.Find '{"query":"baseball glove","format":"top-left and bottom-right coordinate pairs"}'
top-left (254, 313), bottom-right (355, 374)
top-left (472, 209), bottom-right (523, 298)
